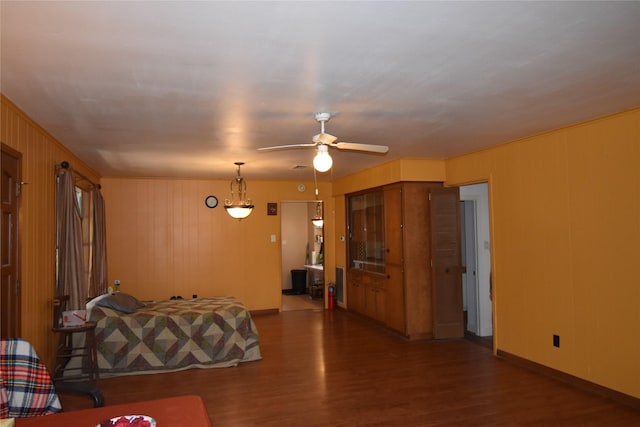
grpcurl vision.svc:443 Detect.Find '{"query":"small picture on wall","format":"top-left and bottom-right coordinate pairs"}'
top-left (267, 202), bottom-right (277, 216)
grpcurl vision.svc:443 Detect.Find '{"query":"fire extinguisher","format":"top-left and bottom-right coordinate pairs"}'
top-left (327, 283), bottom-right (335, 310)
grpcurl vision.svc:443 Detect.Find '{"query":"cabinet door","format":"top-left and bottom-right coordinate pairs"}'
top-left (363, 280), bottom-right (377, 320)
top-left (347, 270), bottom-right (365, 314)
top-left (352, 209), bottom-right (365, 242)
top-left (384, 264), bottom-right (405, 334)
top-left (371, 275), bottom-right (386, 323)
top-left (383, 186), bottom-right (403, 266)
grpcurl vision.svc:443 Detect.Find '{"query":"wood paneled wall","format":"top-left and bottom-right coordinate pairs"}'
top-left (102, 177), bottom-right (333, 310)
top-left (100, 177), bottom-right (334, 311)
top-left (1, 95), bottom-right (100, 366)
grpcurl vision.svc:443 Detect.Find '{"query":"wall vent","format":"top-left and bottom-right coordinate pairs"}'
top-left (336, 266), bottom-right (344, 303)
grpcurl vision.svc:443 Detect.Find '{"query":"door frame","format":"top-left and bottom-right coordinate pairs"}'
top-left (1, 143), bottom-right (22, 338)
top-left (280, 200), bottom-right (325, 302)
top-left (460, 183), bottom-right (493, 338)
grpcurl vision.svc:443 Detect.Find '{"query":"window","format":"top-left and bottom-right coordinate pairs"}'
top-left (75, 186), bottom-right (94, 294)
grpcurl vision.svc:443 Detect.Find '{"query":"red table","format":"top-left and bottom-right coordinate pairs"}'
top-left (15, 395), bottom-right (212, 426)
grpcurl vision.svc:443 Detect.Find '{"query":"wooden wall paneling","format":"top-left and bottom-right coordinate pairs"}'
top-left (1, 95), bottom-right (101, 369)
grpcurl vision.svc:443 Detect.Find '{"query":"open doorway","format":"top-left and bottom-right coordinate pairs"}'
top-left (460, 183), bottom-right (493, 346)
top-left (280, 201), bottom-right (324, 312)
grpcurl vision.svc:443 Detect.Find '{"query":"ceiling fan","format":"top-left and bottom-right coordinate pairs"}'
top-left (257, 112), bottom-right (389, 172)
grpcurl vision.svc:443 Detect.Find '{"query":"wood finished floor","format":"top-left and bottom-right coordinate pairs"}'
top-left (58, 309), bottom-right (640, 426)
top-left (282, 293), bottom-right (324, 311)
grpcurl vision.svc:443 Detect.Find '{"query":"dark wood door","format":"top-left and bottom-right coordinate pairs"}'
top-left (430, 186), bottom-right (463, 339)
top-left (1, 144), bottom-right (22, 338)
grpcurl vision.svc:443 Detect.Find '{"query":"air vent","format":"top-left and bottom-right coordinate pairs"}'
top-left (336, 266), bottom-right (344, 304)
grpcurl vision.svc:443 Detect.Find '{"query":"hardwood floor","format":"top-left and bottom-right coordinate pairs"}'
top-left (58, 310), bottom-right (640, 426)
top-left (282, 293), bottom-right (324, 311)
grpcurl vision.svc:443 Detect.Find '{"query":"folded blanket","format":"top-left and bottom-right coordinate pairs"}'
top-left (0, 338), bottom-right (62, 418)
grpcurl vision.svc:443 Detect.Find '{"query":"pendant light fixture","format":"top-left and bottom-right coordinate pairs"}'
top-left (311, 201), bottom-right (324, 228)
top-left (310, 168), bottom-right (324, 228)
top-left (224, 162), bottom-right (254, 219)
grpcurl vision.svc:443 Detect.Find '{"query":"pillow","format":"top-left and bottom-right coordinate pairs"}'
top-left (95, 292), bottom-right (145, 314)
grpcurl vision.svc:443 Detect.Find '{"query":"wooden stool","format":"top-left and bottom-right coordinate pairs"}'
top-left (52, 296), bottom-right (99, 383)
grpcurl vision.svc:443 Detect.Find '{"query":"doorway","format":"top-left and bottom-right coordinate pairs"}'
top-left (280, 201), bottom-right (324, 312)
top-left (460, 183), bottom-right (493, 344)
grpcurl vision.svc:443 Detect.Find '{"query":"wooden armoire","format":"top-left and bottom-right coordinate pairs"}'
top-left (346, 182), bottom-right (463, 340)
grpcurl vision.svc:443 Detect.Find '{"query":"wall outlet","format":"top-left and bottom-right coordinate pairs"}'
top-left (553, 334), bottom-right (560, 348)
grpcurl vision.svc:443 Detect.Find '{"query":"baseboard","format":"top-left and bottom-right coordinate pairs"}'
top-left (249, 308), bottom-right (279, 316)
top-left (497, 349), bottom-right (640, 410)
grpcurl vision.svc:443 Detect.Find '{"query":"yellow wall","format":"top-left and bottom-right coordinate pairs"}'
top-left (101, 177), bottom-right (333, 311)
top-left (1, 95), bottom-right (101, 365)
top-left (445, 108), bottom-right (640, 399)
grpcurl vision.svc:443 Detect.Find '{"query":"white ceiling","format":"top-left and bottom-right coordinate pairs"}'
top-left (2, 1), bottom-right (639, 181)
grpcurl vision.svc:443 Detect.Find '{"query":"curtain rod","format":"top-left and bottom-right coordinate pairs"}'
top-left (56, 161), bottom-right (101, 189)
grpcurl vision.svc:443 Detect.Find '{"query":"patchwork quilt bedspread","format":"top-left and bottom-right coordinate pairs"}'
top-left (89, 296), bottom-right (262, 376)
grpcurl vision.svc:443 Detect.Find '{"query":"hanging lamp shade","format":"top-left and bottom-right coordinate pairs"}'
top-left (224, 162), bottom-right (254, 219)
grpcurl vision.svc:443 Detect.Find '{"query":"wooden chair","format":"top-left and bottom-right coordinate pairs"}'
top-left (52, 295), bottom-right (103, 407)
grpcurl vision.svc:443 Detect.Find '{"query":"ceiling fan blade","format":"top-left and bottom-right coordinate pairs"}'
top-left (312, 133), bottom-right (338, 145)
top-left (257, 143), bottom-right (317, 151)
top-left (333, 142), bottom-right (389, 153)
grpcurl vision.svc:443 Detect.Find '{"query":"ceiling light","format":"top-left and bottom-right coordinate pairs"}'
top-left (311, 168), bottom-right (324, 228)
top-left (311, 201), bottom-right (324, 228)
top-left (224, 162), bottom-right (254, 220)
top-left (313, 145), bottom-right (333, 172)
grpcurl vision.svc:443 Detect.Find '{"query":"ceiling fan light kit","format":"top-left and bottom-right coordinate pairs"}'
top-left (257, 112), bottom-right (389, 173)
top-left (313, 144), bottom-right (333, 172)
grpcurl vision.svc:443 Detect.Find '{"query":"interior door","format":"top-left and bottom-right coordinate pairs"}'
top-left (1, 144), bottom-right (22, 338)
top-left (430, 186), bottom-right (463, 339)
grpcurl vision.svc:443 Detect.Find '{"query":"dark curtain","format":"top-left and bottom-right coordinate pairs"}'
top-left (90, 187), bottom-right (108, 296)
top-left (55, 168), bottom-right (87, 310)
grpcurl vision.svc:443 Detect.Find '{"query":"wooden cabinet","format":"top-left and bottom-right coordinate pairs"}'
top-left (347, 269), bottom-right (365, 314)
top-left (348, 269), bottom-right (385, 323)
top-left (363, 274), bottom-right (386, 323)
top-left (384, 263), bottom-right (404, 333)
top-left (346, 182), bottom-right (463, 340)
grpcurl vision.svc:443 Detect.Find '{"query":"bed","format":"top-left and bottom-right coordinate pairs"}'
top-left (87, 295), bottom-right (261, 377)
